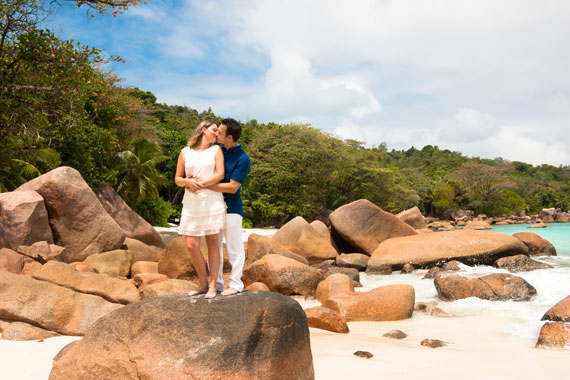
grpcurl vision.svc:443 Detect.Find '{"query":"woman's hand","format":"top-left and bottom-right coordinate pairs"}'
top-left (186, 176), bottom-right (205, 192)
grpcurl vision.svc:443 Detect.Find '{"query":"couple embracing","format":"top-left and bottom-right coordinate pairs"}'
top-left (174, 118), bottom-right (250, 299)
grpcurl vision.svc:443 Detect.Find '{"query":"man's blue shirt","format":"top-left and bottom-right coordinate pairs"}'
top-left (221, 143), bottom-right (250, 216)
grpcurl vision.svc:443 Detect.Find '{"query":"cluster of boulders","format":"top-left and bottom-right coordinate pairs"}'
top-left (426, 207), bottom-right (570, 230)
top-left (1, 165), bottom-right (568, 371)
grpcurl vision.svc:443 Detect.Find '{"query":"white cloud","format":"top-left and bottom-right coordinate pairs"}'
top-left (85, 0), bottom-right (570, 166)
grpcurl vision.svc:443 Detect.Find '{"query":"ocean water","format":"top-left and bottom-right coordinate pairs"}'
top-left (360, 223), bottom-right (570, 347)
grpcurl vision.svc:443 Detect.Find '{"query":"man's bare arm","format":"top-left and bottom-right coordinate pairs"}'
top-left (209, 179), bottom-right (241, 194)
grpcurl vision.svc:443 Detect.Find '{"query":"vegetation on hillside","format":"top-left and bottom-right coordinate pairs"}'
top-left (2, 0), bottom-right (569, 226)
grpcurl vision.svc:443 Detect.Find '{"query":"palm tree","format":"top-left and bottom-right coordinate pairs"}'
top-left (1, 148), bottom-right (61, 192)
top-left (113, 137), bottom-right (168, 205)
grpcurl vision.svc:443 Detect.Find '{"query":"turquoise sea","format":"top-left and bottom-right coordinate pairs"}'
top-left (490, 223), bottom-right (570, 256)
top-left (362, 223), bottom-right (570, 347)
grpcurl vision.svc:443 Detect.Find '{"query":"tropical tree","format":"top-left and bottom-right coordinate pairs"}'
top-left (113, 137), bottom-right (169, 205)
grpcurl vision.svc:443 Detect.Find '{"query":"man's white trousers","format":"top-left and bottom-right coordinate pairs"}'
top-left (216, 213), bottom-right (245, 292)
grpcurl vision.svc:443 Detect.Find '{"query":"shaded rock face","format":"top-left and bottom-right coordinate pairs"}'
top-left (0, 190), bottom-right (53, 250)
top-left (246, 233), bottom-right (309, 266)
top-left (434, 273), bottom-right (537, 302)
top-left (243, 254), bottom-right (324, 296)
top-left (272, 217), bottom-right (338, 264)
top-left (32, 261), bottom-right (140, 304)
top-left (49, 292), bottom-right (315, 380)
top-left (369, 229), bottom-right (529, 270)
top-left (513, 232), bottom-right (557, 256)
top-left (396, 206), bottom-right (426, 229)
top-left (304, 306), bottom-right (349, 333)
top-left (535, 322), bottom-right (570, 349)
top-left (329, 199), bottom-right (417, 255)
top-left (319, 266), bottom-right (360, 286)
top-left (16, 167), bottom-right (125, 262)
top-left (541, 295), bottom-right (570, 322)
top-left (96, 183), bottom-right (165, 248)
top-left (0, 271), bottom-right (122, 336)
top-left (322, 284), bottom-right (415, 322)
top-left (493, 254), bottom-right (553, 272)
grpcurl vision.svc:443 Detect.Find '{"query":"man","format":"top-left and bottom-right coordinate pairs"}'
top-left (208, 118), bottom-right (250, 295)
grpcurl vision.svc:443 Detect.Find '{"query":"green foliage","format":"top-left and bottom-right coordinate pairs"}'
top-left (113, 137), bottom-right (168, 204)
top-left (132, 196), bottom-right (174, 227)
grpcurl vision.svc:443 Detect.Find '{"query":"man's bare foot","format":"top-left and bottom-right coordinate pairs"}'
top-left (221, 288), bottom-right (239, 296)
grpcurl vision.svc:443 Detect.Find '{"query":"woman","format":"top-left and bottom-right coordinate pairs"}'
top-left (175, 120), bottom-right (226, 299)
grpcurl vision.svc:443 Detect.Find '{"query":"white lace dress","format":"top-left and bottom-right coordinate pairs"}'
top-left (177, 145), bottom-right (226, 236)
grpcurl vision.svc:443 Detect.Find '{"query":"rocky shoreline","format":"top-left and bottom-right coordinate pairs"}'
top-left (1, 167), bottom-right (569, 379)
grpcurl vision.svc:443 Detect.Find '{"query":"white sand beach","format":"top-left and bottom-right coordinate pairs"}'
top-left (1, 311), bottom-right (566, 380)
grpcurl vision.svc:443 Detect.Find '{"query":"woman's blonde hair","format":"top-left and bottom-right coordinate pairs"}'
top-left (187, 119), bottom-right (216, 149)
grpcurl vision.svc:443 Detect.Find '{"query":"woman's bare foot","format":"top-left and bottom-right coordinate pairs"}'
top-left (205, 285), bottom-right (217, 299)
top-left (221, 288), bottom-right (239, 296)
top-left (188, 287), bottom-right (207, 297)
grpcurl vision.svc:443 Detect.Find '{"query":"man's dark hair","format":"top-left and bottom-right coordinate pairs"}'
top-left (221, 118), bottom-right (242, 142)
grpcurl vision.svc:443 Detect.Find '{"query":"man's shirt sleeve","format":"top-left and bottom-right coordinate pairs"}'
top-left (230, 155), bottom-right (250, 184)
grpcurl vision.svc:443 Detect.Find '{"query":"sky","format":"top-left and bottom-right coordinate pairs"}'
top-left (44, 0), bottom-right (570, 166)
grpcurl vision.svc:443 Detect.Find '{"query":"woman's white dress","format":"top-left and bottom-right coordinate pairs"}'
top-left (177, 145), bottom-right (226, 236)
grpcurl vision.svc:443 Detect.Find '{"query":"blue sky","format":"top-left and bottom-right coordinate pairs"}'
top-left (45, 0), bottom-right (570, 166)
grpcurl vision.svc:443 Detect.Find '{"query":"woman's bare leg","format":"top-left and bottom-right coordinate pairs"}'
top-left (185, 236), bottom-right (208, 296)
top-left (205, 233), bottom-right (220, 299)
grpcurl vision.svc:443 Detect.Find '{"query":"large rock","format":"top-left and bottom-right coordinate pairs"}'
top-left (434, 273), bottom-right (537, 302)
top-left (242, 254), bottom-right (324, 295)
top-left (96, 183), bottom-right (165, 248)
top-left (49, 292), bottom-right (315, 380)
top-left (535, 322), bottom-right (570, 349)
top-left (16, 167), bottom-right (125, 262)
top-left (541, 295), bottom-right (570, 322)
top-left (513, 232), bottom-right (557, 256)
top-left (322, 285), bottom-right (415, 322)
top-left (0, 320), bottom-right (61, 341)
top-left (304, 306), bottom-right (349, 333)
top-left (16, 241), bottom-right (65, 263)
top-left (538, 208), bottom-right (556, 222)
top-left (0, 190), bottom-right (53, 250)
top-left (369, 229), bottom-right (529, 270)
top-left (309, 220), bottom-right (330, 240)
top-left (315, 273), bottom-right (354, 304)
top-left (329, 199), bottom-right (417, 255)
top-left (139, 278), bottom-right (199, 299)
top-left (246, 234), bottom-right (309, 266)
top-left (397, 206), bottom-right (426, 229)
top-left (33, 261), bottom-right (140, 304)
top-left (272, 217), bottom-right (338, 264)
top-left (0, 271), bottom-right (122, 335)
top-left (464, 221), bottom-right (492, 230)
top-left (122, 237), bottom-right (162, 262)
top-left (157, 236), bottom-right (196, 280)
top-left (0, 248), bottom-right (25, 274)
top-left (493, 254), bottom-right (553, 272)
top-left (83, 249), bottom-right (134, 277)
top-left (335, 253), bottom-right (369, 271)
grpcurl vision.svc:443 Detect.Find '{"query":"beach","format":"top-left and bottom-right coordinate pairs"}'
top-left (2, 225), bottom-right (568, 379)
